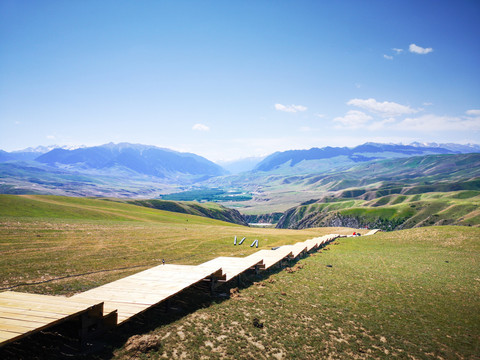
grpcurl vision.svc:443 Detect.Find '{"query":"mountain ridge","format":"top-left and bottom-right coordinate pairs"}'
top-left (252, 142), bottom-right (471, 173)
top-left (35, 143), bottom-right (227, 179)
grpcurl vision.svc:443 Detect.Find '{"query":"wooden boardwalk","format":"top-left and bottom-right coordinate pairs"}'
top-left (72, 264), bottom-right (224, 324)
top-left (0, 291), bottom-right (104, 345)
top-left (198, 257), bottom-right (263, 282)
top-left (0, 230), bottom-right (379, 347)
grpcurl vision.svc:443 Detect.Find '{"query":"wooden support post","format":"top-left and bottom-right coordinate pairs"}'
top-left (210, 276), bottom-right (217, 296)
top-left (164, 298), bottom-right (171, 312)
top-left (78, 305), bottom-right (104, 350)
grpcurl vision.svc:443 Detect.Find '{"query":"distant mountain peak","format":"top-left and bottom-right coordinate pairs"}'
top-left (13, 144), bottom-right (85, 154)
top-left (252, 142), bottom-right (478, 173)
top-left (34, 143), bottom-right (227, 179)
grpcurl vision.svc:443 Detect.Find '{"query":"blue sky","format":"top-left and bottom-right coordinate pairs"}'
top-left (1, 0), bottom-right (479, 161)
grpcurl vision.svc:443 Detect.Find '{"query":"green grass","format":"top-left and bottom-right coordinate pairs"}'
top-left (113, 226), bottom-right (480, 359)
top-left (0, 194), bottom-right (356, 295)
top-left (1, 194), bottom-right (479, 358)
top-left (277, 191), bottom-right (480, 230)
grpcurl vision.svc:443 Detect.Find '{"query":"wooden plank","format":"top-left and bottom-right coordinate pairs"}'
top-left (0, 300), bottom-right (91, 316)
top-left (0, 322), bottom-right (39, 333)
top-left (0, 311), bottom-right (61, 323)
top-left (0, 298), bottom-right (92, 313)
top-left (0, 292), bottom-right (98, 310)
top-left (0, 291), bottom-right (105, 347)
top-left (0, 306), bottom-right (66, 320)
top-left (0, 318), bottom-right (44, 329)
top-left (0, 296), bottom-right (98, 313)
top-left (0, 332), bottom-right (17, 341)
top-left (245, 248), bottom-right (293, 269)
top-left (72, 264), bottom-right (223, 324)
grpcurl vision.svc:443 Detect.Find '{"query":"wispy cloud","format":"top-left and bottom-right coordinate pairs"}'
top-left (466, 109), bottom-right (480, 116)
top-left (383, 48), bottom-right (403, 60)
top-left (347, 98), bottom-right (418, 117)
top-left (192, 123), bottom-right (210, 131)
top-left (333, 110), bottom-right (372, 129)
top-left (395, 113), bottom-right (480, 131)
top-left (275, 103), bottom-right (307, 113)
top-left (409, 43), bottom-right (433, 54)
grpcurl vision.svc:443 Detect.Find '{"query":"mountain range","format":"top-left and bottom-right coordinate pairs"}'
top-left (252, 142), bottom-right (480, 174)
top-left (0, 142), bottom-right (479, 201)
top-left (34, 143), bottom-right (226, 178)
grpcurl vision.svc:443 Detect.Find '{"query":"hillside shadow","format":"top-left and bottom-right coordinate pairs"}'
top-left (0, 253), bottom-right (313, 359)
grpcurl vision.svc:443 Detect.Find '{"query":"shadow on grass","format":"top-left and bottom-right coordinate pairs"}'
top-left (0, 250), bottom-right (321, 359)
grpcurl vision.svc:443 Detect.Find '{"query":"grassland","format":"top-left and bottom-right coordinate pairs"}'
top-left (1, 194), bottom-right (479, 359)
top-left (0, 194), bottom-right (352, 295)
top-left (113, 226), bottom-right (480, 359)
top-left (276, 190), bottom-right (480, 230)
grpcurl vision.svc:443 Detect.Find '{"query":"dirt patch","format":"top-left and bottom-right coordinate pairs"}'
top-left (125, 334), bottom-right (162, 353)
top-left (230, 287), bottom-right (240, 298)
top-left (285, 264), bottom-right (304, 273)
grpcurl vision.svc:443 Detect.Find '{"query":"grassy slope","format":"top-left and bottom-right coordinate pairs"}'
top-left (122, 199), bottom-right (248, 225)
top-left (114, 226), bottom-right (480, 359)
top-left (277, 191), bottom-right (480, 230)
top-left (0, 194), bottom-right (355, 295)
top-left (212, 153), bottom-right (480, 214)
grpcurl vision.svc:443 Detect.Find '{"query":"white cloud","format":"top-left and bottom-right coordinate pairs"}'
top-left (333, 110), bottom-right (372, 129)
top-left (396, 114), bottom-right (480, 131)
top-left (192, 123), bottom-right (210, 131)
top-left (466, 109), bottom-right (480, 116)
top-left (46, 135), bottom-right (56, 139)
top-left (393, 48), bottom-right (403, 54)
top-left (383, 54), bottom-right (394, 60)
top-left (409, 43), bottom-right (433, 54)
top-left (347, 98), bottom-right (418, 117)
top-left (314, 113), bottom-right (326, 118)
top-left (275, 103), bottom-right (307, 113)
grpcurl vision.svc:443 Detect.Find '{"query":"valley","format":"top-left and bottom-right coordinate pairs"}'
top-left (1, 143), bottom-right (479, 232)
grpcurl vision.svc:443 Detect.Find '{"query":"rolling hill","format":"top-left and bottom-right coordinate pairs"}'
top-left (207, 153), bottom-right (480, 215)
top-left (1, 143), bottom-right (479, 222)
top-left (275, 190), bottom-right (480, 230)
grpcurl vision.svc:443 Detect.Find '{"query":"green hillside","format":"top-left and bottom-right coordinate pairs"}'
top-left (0, 194), bottom-right (352, 295)
top-left (276, 191), bottom-right (480, 230)
top-left (123, 198), bottom-right (248, 225)
top-left (207, 153), bottom-right (480, 214)
top-left (113, 226), bottom-right (480, 359)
